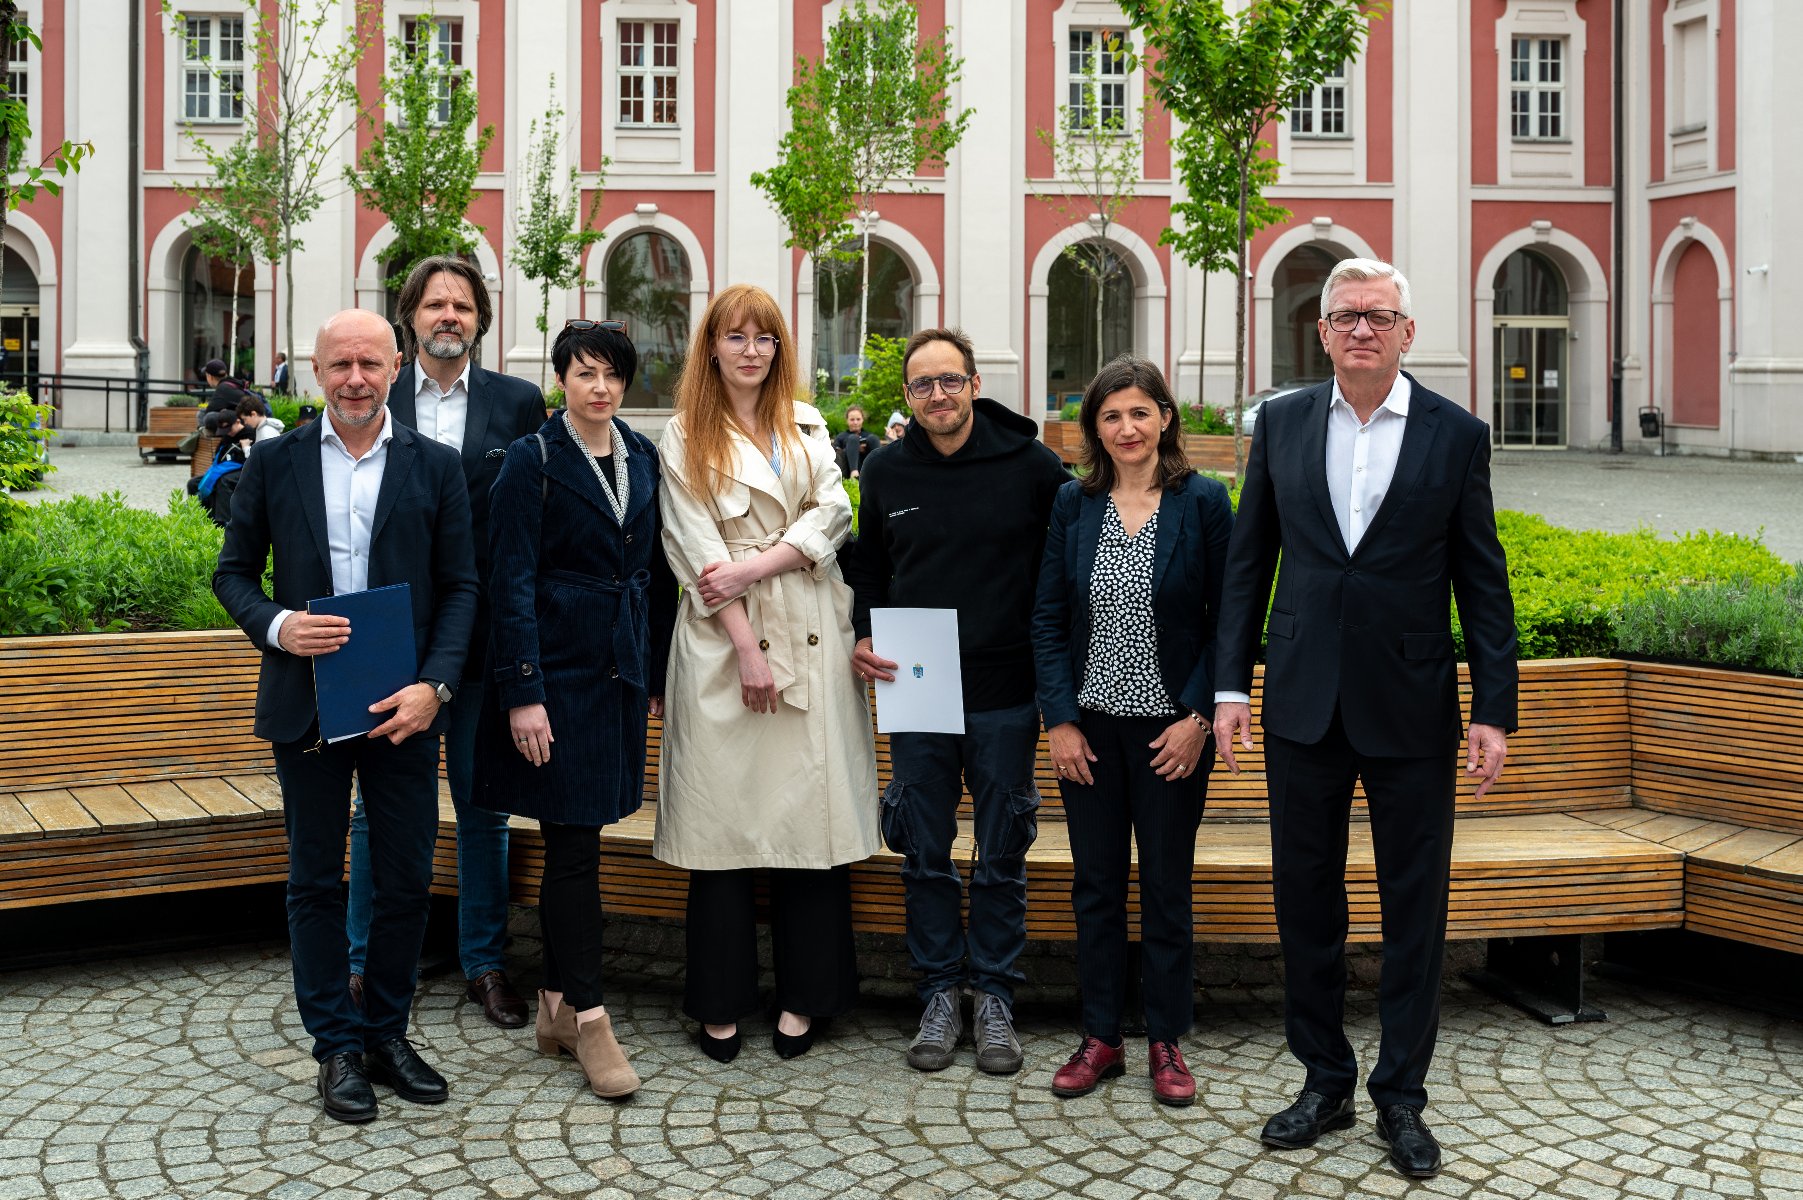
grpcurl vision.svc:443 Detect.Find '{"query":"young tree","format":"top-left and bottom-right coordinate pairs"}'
top-left (0, 5), bottom-right (95, 298)
top-left (180, 134), bottom-right (284, 382)
top-left (163, 0), bottom-right (380, 386)
top-left (1031, 28), bottom-right (1144, 388)
top-left (778, 0), bottom-right (971, 369)
top-left (1121, 0), bottom-right (1378, 467)
top-left (1161, 120), bottom-right (1285, 467)
top-left (344, 15), bottom-right (495, 290)
top-left (511, 79), bottom-right (606, 392)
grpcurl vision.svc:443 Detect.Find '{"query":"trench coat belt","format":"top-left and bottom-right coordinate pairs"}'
top-left (722, 528), bottom-right (809, 712)
top-left (550, 567), bottom-right (653, 691)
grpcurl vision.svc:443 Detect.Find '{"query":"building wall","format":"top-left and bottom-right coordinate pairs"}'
top-left (34, 0), bottom-right (1803, 455)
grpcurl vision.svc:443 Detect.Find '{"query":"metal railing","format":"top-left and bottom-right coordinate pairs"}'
top-left (34, 374), bottom-right (207, 434)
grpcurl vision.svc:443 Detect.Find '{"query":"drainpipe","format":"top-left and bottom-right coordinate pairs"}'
top-left (128, 0), bottom-right (150, 429)
top-left (1609, 0), bottom-right (1624, 452)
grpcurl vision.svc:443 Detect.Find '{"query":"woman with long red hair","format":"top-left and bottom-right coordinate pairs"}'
top-left (655, 283), bottom-right (878, 1063)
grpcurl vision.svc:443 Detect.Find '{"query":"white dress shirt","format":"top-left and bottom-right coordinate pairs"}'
top-left (411, 357), bottom-right (471, 451)
top-left (1215, 373), bottom-right (1412, 707)
top-left (266, 408), bottom-right (397, 649)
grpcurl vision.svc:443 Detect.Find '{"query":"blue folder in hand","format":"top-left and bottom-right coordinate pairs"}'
top-left (308, 583), bottom-right (416, 743)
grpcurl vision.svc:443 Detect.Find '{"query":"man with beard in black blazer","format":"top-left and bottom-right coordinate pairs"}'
top-left (340, 256), bottom-right (546, 1030)
top-left (213, 307), bottom-right (478, 1122)
top-left (1211, 259), bottom-right (1517, 1180)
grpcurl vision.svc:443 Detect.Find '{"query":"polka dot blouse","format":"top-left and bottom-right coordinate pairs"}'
top-left (1077, 497), bottom-right (1178, 718)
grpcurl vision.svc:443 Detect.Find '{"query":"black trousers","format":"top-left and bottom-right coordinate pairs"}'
top-left (1266, 707), bottom-right (1457, 1111)
top-left (682, 866), bottom-right (859, 1024)
top-left (1058, 708), bottom-right (1208, 1043)
top-left (270, 729), bottom-right (439, 1061)
top-left (539, 821), bottom-right (607, 1011)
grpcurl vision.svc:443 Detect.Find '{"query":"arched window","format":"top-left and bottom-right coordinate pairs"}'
top-left (816, 241), bottom-right (915, 390)
top-left (1044, 243), bottom-right (1132, 404)
top-left (1491, 248), bottom-right (1571, 446)
top-left (181, 242), bottom-right (256, 381)
top-left (1670, 242), bottom-right (1719, 427)
top-left (1494, 248), bottom-right (1568, 316)
top-left (1270, 244), bottom-right (1337, 388)
top-left (0, 245), bottom-right (39, 394)
top-left (606, 230), bottom-right (692, 408)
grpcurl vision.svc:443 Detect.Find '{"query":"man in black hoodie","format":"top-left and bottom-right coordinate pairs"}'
top-left (848, 327), bottom-right (1069, 1076)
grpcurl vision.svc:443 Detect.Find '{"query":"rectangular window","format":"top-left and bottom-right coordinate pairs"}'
top-left (618, 20), bottom-right (679, 127)
top-left (1065, 29), bottom-right (1128, 132)
top-left (1290, 62), bottom-right (1347, 137)
top-left (181, 15), bottom-right (245, 123)
top-left (1509, 37), bottom-right (1565, 141)
top-left (401, 17), bottom-right (464, 125)
top-left (1672, 19), bottom-right (1709, 133)
top-left (5, 20), bottom-right (27, 108)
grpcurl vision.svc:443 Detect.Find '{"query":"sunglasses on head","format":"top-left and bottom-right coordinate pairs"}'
top-left (560, 319), bottom-right (629, 336)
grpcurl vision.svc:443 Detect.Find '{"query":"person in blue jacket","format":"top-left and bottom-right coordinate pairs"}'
top-left (1030, 353), bottom-right (1234, 1108)
top-left (473, 319), bottom-right (677, 1100)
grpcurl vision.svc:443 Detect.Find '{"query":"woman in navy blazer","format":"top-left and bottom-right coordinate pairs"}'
top-left (474, 321), bottom-right (677, 1100)
top-left (1030, 354), bottom-right (1233, 1107)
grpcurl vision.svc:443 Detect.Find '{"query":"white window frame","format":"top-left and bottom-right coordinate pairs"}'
top-left (1290, 61), bottom-right (1349, 139)
top-left (1509, 36), bottom-right (1566, 142)
top-left (599, 0), bottom-right (695, 173)
top-left (5, 8), bottom-right (37, 165)
top-left (1063, 27), bottom-right (1132, 135)
top-left (178, 13), bottom-right (246, 126)
top-left (1663, 0), bottom-right (1719, 177)
top-left (616, 18), bottom-right (679, 129)
top-left (399, 15), bottom-right (465, 128)
top-left (1049, 2), bottom-right (1143, 147)
top-left (1493, 0), bottom-right (1587, 187)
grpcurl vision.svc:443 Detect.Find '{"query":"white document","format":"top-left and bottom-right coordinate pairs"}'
top-left (870, 607), bottom-right (965, 734)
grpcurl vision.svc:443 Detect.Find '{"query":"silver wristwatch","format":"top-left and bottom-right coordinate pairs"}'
top-left (421, 678), bottom-right (454, 704)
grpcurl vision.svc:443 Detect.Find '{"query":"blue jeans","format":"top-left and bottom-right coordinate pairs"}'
top-left (347, 684), bottom-right (510, 980)
top-left (883, 702), bottom-right (1042, 1005)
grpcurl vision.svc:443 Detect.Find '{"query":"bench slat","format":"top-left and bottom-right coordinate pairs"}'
top-left (0, 793), bottom-right (44, 840)
top-left (20, 790), bottom-right (100, 835)
top-left (67, 785), bottom-right (159, 832)
top-left (121, 781), bottom-right (212, 826)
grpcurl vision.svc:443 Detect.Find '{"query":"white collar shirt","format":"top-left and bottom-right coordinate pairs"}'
top-left (264, 407), bottom-right (396, 650)
top-left (412, 357), bottom-right (471, 450)
top-left (1325, 372), bottom-right (1411, 554)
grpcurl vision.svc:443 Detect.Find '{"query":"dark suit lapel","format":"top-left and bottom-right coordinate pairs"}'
top-left (370, 425), bottom-right (417, 545)
top-left (1352, 379), bottom-right (1441, 559)
top-left (288, 421), bottom-right (331, 574)
top-left (1149, 484), bottom-right (1188, 596)
top-left (1298, 383), bottom-right (1348, 558)
top-left (620, 422), bottom-right (657, 528)
top-left (543, 427), bottom-right (617, 522)
top-left (387, 363), bottom-right (417, 428)
top-left (1076, 489), bottom-right (1106, 610)
top-left (461, 367), bottom-right (494, 479)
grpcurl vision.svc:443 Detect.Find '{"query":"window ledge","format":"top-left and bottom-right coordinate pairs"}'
top-left (616, 124), bottom-right (684, 133)
top-left (1670, 123), bottom-right (1709, 139)
top-left (1511, 137), bottom-right (1573, 146)
top-left (1291, 133), bottom-right (1353, 142)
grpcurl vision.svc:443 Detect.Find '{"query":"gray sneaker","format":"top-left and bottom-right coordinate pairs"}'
top-left (906, 987), bottom-right (963, 1071)
top-left (972, 992), bottom-right (1023, 1075)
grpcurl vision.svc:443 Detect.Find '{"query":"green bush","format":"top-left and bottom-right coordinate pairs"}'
top-left (1614, 572), bottom-right (1803, 676)
top-left (0, 493), bottom-right (237, 636)
top-left (841, 335), bottom-right (910, 433)
top-left (0, 389), bottom-right (54, 497)
top-left (1059, 400), bottom-right (1081, 423)
top-left (163, 393), bottom-right (201, 408)
top-left (1180, 403), bottom-right (1234, 436)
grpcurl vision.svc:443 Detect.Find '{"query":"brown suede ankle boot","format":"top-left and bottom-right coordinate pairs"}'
top-left (575, 1012), bottom-right (640, 1099)
top-left (534, 990), bottom-right (578, 1057)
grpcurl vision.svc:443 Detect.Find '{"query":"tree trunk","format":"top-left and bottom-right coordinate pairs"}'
top-left (857, 213), bottom-right (872, 377)
top-left (824, 260), bottom-right (841, 390)
top-left (1233, 153), bottom-right (1250, 478)
top-left (227, 257), bottom-right (244, 381)
top-left (540, 281), bottom-right (552, 395)
top-left (1094, 242), bottom-right (1106, 381)
top-left (0, 3), bottom-right (13, 306)
top-left (1199, 268), bottom-right (1209, 407)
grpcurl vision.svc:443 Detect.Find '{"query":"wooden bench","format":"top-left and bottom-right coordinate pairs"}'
top-left (137, 406), bottom-right (202, 463)
top-left (1040, 419), bottom-right (1242, 479)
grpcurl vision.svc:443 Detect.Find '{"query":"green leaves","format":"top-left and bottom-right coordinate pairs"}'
top-left (510, 78), bottom-right (606, 389)
top-left (344, 15), bottom-right (496, 284)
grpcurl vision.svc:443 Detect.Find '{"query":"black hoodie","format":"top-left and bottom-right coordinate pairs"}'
top-left (847, 397), bottom-right (1070, 712)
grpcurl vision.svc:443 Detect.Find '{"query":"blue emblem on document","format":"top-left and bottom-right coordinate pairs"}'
top-left (912, 664), bottom-right (924, 679)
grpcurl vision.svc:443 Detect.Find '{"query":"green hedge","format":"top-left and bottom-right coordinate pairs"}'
top-left (1614, 572), bottom-right (1803, 676)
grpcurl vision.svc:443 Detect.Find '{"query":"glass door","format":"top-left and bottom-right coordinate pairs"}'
top-left (1492, 319), bottom-right (1567, 446)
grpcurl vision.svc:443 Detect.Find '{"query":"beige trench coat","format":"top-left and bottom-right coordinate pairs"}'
top-left (653, 401), bottom-right (879, 870)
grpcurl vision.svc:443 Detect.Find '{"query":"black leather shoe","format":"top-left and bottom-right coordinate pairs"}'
top-left (1376, 1104), bottom-right (1442, 1178)
top-left (697, 1028), bottom-right (742, 1064)
top-left (317, 1053), bottom-right (377, 1124)
top-left (1260, 1089), bottom-right (1356, 1149)
top-left (772, 1019), bottom-right (817, 1060)
top-left (363, 1038), bottom-right (449, 1105)
top-left (465, 970), bottom-right (529, 1029)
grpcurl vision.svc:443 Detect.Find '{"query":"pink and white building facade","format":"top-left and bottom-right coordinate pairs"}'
top-left (28, 0), bottom-right (1803, 456)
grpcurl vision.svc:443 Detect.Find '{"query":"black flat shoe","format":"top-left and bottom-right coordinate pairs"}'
top-left (697, 1028), bottom-right (742, 1064)
top-left (1375, 1104), bottom-right (1443, 1178)
top-left (363, 1038), bottom-right (449, 1105)
top-left (772, 1021), bottom-right (816, 1059)
top-left (1260, 1089), bottom-right (1355, 1149)
top-left (317, 1052), bottom-right (377, 1124)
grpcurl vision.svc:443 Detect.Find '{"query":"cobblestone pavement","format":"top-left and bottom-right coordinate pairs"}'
top-left (15, 444), bottom-right (1803, 562)
top-left (3, 930), bottom-right (1802, 1200)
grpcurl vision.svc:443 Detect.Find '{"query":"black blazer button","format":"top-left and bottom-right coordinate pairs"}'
top-left (625, 533), bottom-right (634, 544)
top-left (608, 666), bottom-right (620, 679)
top-left (522, 663), bottom-right (534, 676)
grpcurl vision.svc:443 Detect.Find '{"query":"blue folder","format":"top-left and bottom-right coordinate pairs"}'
top-left (308, 583), bottom-right (416, 743)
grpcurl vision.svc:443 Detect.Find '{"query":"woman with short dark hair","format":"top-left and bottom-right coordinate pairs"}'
top-left (1030, 353), bottom-right (1234, 1107)
top-left (474, 319), bottom-right (678, 1100)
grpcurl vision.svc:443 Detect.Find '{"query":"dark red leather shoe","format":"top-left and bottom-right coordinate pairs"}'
top-left (1149, 1040), bottom-right (1196, 1107)
top-left (1050, 1036), bottom-right (1125, 1098)
top-left (465, 969), bottom-right (529, 1028)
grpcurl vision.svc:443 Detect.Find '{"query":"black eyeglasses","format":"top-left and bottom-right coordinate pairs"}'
top-left (1324, 309), bottom-right (1404, 333)
top-left (561, 319), bottom-right (629, 335)
top-left (906, 372), bottom-right (972, 399)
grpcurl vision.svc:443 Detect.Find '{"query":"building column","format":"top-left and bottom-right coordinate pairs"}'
top-left (713, 0), bottom-right (787, 308)
top-left (1391, 0), bottom-right (1471, 407)
top-left (502, 1), bottom-right (580, 378)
